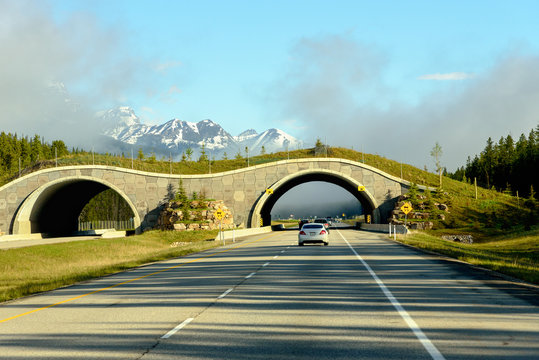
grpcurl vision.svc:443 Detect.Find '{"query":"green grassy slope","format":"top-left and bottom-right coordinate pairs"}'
top-left (5, 146), bottom-right (534, 234)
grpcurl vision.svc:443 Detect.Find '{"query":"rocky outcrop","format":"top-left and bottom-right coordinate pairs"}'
top-left (157, 200), bottom-right (235, 231)
top-left (441, 234), bottom-right (474, 244)
top-left (389, 194), bottom-right (449, 230)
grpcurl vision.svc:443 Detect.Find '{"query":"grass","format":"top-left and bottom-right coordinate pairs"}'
top-left (0, 230), bottom-right (220, 303)
top-left (394, 227), bottom-right (539, 285)
top-left (2, 146), bottom-right (537, 292)
top-left (5, 147), bottom-right (532, 232)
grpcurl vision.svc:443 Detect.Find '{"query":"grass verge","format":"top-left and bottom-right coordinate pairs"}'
top-left (394, 227), bottom-right (539, 285)
top-left (0, 230), bottom-right (220, 303)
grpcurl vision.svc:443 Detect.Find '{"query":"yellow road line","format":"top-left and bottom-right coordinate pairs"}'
top-left (0, 232), bottom-right (279, 324)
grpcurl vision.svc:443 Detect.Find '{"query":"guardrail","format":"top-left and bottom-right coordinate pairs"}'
top-left (358, 223), bottom-right (409, 234)
top-left (78, 218), bottom-right (135, 231)
top-left (214, 226), bottom-right (273, 242)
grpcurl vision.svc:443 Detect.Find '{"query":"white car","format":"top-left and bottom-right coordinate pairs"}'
top-left (298, 223), bottom-right (329, 246)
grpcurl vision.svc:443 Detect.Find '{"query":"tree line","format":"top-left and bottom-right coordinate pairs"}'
top-left (78, 189), bottom-right (133, 222)
top-left (0, 132), bottom-right (75, 175)
top-left (449, 125), bottom-right (538, 198)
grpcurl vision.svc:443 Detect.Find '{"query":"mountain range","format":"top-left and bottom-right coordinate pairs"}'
top-left (99, 107), bottom-right (303, 159)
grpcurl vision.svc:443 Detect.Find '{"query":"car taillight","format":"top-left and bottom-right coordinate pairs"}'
top-left (299, 231), bottom-right (306, 235)
top-left (320, 230), bottom-right (327, 235)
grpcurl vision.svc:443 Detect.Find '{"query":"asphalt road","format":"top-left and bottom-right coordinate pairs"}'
top-left (0, 229), bottom-right (537, 359)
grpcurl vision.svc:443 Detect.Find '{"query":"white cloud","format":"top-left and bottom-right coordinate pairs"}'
top-left (154, 61), bottom-right (183, 74)
top-left (269, 33), bottom-right (539, 171)
top-left (167, 85), bottom-right (182, 94)
top-left (0, 0), bottom-right (150, 149)
top-left (418, 72), bottom-right (475, 80)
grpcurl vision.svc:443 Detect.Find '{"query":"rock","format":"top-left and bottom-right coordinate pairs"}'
top-left (441, 234), bottom-right (473, 244)
top-left (155, 199), bottom-right (234, 232)
top-left (170, 201), bottom-right (182, 208)
top-left (438, 204), bottom-right (449, 212)
top-left (173, 223), bottom-right (186, 231)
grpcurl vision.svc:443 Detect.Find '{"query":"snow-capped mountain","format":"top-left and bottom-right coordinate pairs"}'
top-left (100, 107), bottom-right (302, 159)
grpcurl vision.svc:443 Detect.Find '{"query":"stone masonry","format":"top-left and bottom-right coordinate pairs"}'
top-left (0, 158), bottom-right (418, 236)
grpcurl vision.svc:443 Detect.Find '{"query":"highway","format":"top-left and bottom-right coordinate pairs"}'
top-left (0, 229), bottom-right (537, 359)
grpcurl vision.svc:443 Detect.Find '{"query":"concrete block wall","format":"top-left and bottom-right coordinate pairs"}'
top-left (0, 158), bottom-right (414, 236)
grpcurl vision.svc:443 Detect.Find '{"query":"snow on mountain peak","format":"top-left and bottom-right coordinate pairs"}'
top-left (104, 106), bottom-right (140, 127)
top-left (100, 107), bottom-right (302, 158)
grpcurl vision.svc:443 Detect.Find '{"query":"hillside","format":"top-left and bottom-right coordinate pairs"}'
top-left (3, 146), bottom-right (537, 236)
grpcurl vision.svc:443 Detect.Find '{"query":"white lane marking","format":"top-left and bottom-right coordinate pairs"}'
top-left (273, 255), bottom-right (279, 259)
top-left (161, 317), bottom-right (194, 339)
top-left (280, 250), bottom-right (286, 253)
top-left (217, 288), bottom-right (233, 299)
top-left (245, 272), bottom-right (256, 279)
top-left (262, 262), bottom-right (270, 267)
top-left (337, 230), bottom-right (446, 360)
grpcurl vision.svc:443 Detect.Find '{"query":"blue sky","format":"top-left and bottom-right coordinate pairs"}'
top-left (2, 0), bottom-right (539, 170)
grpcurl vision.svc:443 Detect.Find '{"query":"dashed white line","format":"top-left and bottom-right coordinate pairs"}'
top-left (164, 250), bottom-right (287, 340)
top-left (217, 288), bottom-right (233, 299)
top-left (161, 317), bottom-right (194, 339)
top-left (336, 230), bottom-right (446, 360)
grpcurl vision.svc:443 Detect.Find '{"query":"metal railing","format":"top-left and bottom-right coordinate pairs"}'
top-left (78, 218), bottom-right (135, 231)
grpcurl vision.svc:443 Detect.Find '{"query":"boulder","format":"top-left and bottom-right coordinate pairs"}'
top-left (438, 204), bottom-right (449, 212)
top-left (173, 223), bottom-right (187, 231)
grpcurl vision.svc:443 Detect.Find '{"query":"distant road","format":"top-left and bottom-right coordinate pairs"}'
top-left (0, 230), bottom-right (537, 359)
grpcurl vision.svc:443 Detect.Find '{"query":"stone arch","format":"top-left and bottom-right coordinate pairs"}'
top-left (250, 169), bottom-right (379, 227)
top-left (12, 176), bottom-right (141, 236)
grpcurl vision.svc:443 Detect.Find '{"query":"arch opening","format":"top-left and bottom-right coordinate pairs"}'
top-left (13, 178), bottom-right (140, 237)
top-left (271, 181), bottom-right (363, 221)
top-left (253, 172), bottom-right (376, 227)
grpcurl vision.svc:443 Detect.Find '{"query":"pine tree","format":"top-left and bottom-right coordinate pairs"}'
top-left (185, 147), bottom-right (193, 161)
top-left (175, 179), bottom-right (189, 204)
top-left (198, 143), bottom-right (208, 162)
top-left (407, 183), bottom-right (420, 208)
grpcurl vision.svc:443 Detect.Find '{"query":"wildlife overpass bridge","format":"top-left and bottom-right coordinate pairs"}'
top-left (0, 158), bottom-right (414, 237)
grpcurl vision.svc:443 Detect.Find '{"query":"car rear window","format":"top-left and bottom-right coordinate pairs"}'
top-left (302, 224), bottom-right (323, 229)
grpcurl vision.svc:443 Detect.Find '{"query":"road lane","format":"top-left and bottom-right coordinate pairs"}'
top-left (145, 230), bottom-right (433, 359)
top-left (0, 229), bottom-right (537, 359)
top-left (144, 230), bottom-right (539, 360)
top-left (339, 230), bottom-right (539, 359)
top-left (0, 232), bottom-right (286, 359)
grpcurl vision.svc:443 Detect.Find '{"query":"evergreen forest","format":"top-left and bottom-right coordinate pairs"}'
top-left (449, 125), bottom-right (538, 198)
top-left (0, 132), bottom-right (73, 177)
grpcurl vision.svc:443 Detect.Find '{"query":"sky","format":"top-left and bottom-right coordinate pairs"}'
top-left (1, 0), bottom-right (539, 172)
top-left (271, 181), bottom-right (361, 219)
